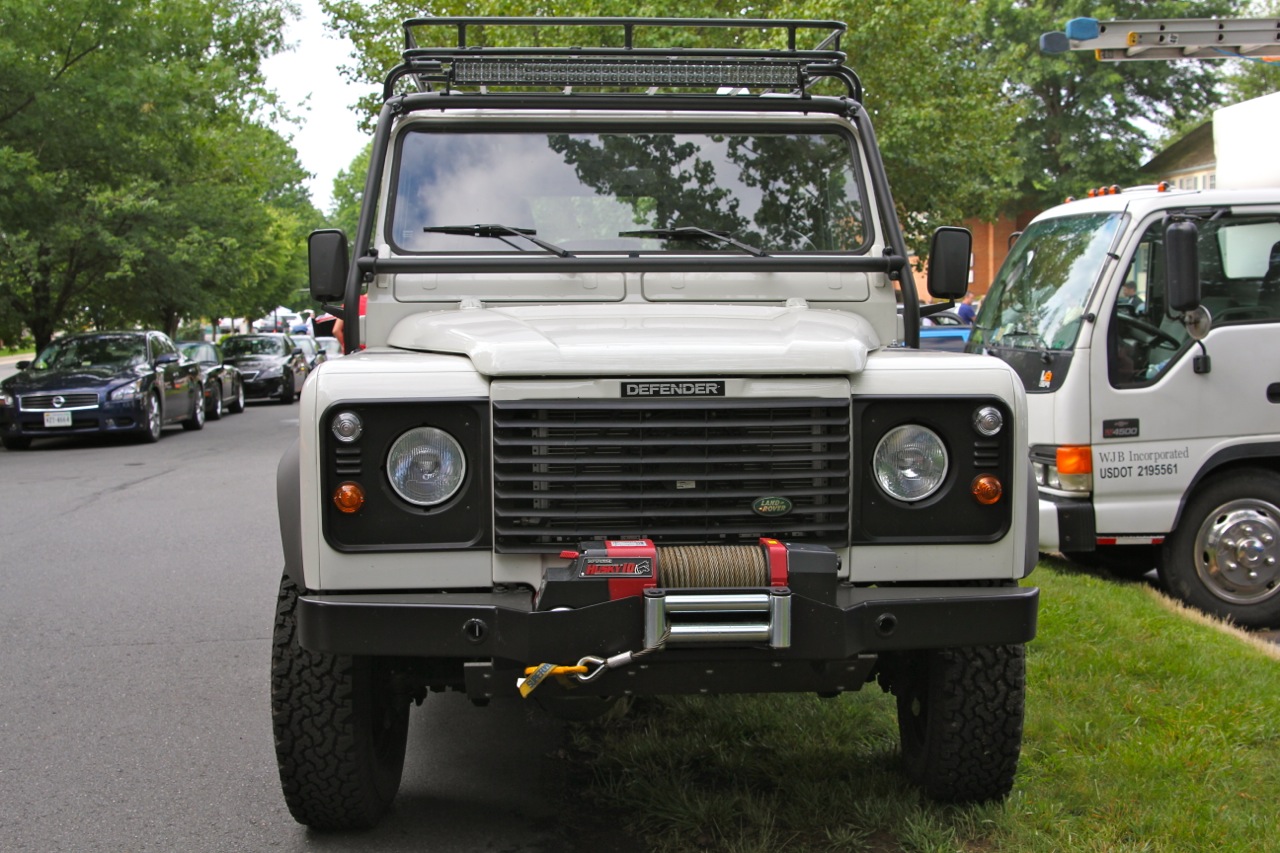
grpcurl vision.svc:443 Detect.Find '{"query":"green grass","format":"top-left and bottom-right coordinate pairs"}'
top-left (565, 559), bottom-right (1280, 852)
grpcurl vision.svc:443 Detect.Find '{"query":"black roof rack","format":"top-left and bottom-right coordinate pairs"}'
top-left (385, 17), bottom-right (859, 101)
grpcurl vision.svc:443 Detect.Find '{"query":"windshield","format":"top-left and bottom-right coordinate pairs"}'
top-left (224, 336), bottom-right (285, 357)
top-left (970, 212), bottom-right (1125, 352)
top-left (390, 127), bottom-right (866, 254)
top-left (34, 335), bottom-right (148, 370)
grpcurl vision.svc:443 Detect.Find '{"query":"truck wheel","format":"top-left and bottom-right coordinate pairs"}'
top-left (1161, 471), bottom-right (1280, 629)
top-left (894, 644), bottom-right (1025, 802)
top-left (271, 571), bottom-right (410, 829)
top-left (1063, 544), bottom-right (1160, 580)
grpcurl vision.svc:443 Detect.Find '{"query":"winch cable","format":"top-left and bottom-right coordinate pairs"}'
top-left (657, 544), bottom-right (768, 587)
top-left (519, 543), bottom-right (772, 697)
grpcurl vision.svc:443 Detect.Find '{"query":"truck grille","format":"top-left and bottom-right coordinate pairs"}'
top-left (493, 398), bottom-right (851, 553)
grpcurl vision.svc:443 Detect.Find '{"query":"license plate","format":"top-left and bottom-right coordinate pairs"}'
top-left (44, 411), bottom-right (73, 427)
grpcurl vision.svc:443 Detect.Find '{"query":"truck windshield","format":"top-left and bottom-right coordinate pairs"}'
top-left (970, 212), bottom-right (1124, 352)
top-left (389, 128), bottom-right (866, 254)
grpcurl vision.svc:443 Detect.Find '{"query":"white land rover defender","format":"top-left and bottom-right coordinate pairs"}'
top-left (272, 17), bottom-right (1039, 830)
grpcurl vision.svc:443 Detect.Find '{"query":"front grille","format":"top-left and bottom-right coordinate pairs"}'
top-left (20, 393), bottom-right (99, 411)
top-left (493, 398), bottom-right (851, 553)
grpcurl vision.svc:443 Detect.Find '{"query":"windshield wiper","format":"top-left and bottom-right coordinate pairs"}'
top-left (423, 224), bottom-right (575, 258)
top-left (619, 226), bottom-right (769, 257)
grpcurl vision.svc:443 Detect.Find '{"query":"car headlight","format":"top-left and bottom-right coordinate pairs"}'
top-left (259, 364), bottom-right (284, 378)
top-left (386, 426), bottom-right (466, 506)
top-left (0, 390), bottom-right (12, 407)
top-left (110, 379), bottom-right (143, 401)
top-left (872, 424), bottom-right (948, 502)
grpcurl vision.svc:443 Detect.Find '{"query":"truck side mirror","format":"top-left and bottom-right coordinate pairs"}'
top-left (308, 229), bottom-right (349, 303)
top-left (1164, 219), bottom-right (1200, 313)
top-left (927, 226), bottom-right (972, 301)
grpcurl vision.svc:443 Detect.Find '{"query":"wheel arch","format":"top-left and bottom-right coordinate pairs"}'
top-left (1173, 442), bottom-right (1280, 532)
top-left (277, 438), bottom-right (305, 587)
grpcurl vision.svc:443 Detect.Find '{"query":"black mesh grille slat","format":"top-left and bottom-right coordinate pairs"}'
top-left (493, 397), bottom-right (851, 552)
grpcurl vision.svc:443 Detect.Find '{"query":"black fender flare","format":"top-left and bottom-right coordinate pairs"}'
top-left (277, 437), bottom-right (304, 587)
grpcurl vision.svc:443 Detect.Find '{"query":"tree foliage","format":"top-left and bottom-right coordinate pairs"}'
top-left (0, 0), bottom-right (321, 350)
top-left (979, 0), bottom-right (1247, 209)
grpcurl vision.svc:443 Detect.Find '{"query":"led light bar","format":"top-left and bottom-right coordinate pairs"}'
top-left (451, 58), bottom-right (804, 88)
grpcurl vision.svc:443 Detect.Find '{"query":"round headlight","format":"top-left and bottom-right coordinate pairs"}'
top-left (386, 427), bottom-right (466, 506)
top-left (872, 425), bottom-right (948, 502)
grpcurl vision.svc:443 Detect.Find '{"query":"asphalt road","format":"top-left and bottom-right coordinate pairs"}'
top-left (0, 391), bottom-right (617, 852)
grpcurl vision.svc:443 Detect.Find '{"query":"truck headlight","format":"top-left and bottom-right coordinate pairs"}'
top-left (386, 426), bottom-right (466, 506)
top-left (872, 424), bottom-right (948, 502)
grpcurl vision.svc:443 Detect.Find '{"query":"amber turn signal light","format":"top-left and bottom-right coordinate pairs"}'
top-left (971, 474), bottom-right (1003, 505)
top-left (1056, 445), bottom-right (1093, 475)
top-left (333, 481), bottom-right (365, 514)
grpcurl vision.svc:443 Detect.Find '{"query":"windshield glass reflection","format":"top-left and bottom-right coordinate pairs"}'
top-left (35, 335), bottom-right (148, 370)
top-left (970, 212), bottom-right (1124, 352)
top-left (390, 129), bottom-right (866, 254)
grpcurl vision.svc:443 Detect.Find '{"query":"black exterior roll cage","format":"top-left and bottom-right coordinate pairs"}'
top-left (333, 17), bottom-right (921, 350)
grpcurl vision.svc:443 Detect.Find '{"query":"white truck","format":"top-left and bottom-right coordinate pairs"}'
top-left (272, 17), bottom-right (1038, 829)
top-left (989, 27), bottom-right (1280, 629)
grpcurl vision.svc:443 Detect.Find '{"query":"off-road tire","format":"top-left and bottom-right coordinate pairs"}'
top-left (1, 436), bottom-right (32, 450)
top-left (1161, 470), bottom-right (1280, 629)
top-left (271, 572), bottom-right (410, 830)
top-left (228, 380), bottom-right (245, 413)
top-left (182, 384), bottom-right (205, 431)
top-left (1063, 544), bottom-right (1160, 580)
top-left (894, 644), bottom-right (1025, 803)
top-left (207, 384), bottom-right (223, 420)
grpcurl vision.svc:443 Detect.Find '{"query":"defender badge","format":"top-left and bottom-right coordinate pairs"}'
top-left (752, 496), bottom-right (793, 517)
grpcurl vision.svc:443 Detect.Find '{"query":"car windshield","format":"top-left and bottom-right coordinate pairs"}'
top-left (34, 335), bottom-right (148, 370)
top-left (969, 212), bottom-right (1125, 352)
top-left (224, 336), bottom-right (286, 357)
top-left (390, 127), bottom-right (867, 254)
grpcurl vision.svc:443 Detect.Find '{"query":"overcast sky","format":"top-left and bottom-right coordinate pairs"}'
top-left (260, 0), bottom-right (371, 214)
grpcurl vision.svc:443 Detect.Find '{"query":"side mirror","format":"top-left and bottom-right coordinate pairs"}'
top-left (926, 226), bottom-right (972, 301)
top-left (309, 229), bottom-right (350, 303)
top-left (1164, 219), bottom-right (1201, 313)
top-left (16, 360), bottom-right (31, 370)
top-left (154, 352), bottom-right (179, 365)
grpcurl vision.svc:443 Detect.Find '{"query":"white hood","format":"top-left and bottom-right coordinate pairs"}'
top-left (385, 302), bottom-right (878, 376)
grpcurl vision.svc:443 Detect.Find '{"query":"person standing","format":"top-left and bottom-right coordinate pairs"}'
top-left (957, 291), bottom-right (977, 325)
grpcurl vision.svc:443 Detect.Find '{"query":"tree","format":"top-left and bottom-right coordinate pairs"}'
top-left (0, 0), bottom-right (315, 351)
top-left (329, 142), bottom-right (372, 237)
top-left (979, 0), bottom-right (1245, 210)
top-left (320, 0), bottom-right (1024, 251)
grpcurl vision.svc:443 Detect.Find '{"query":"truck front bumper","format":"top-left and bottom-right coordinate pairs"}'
top-left (1038, 490), bottom-right (1096, 553)
top-left (297, 583), bottom-right (1039, 698)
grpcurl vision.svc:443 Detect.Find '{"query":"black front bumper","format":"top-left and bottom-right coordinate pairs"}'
top-left (298, 584), bottom-right (1039, 697)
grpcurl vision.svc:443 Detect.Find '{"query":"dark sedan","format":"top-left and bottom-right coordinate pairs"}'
top-left (178, 341), bottom-right (245, 420)
top-left (0, 331), bottom-right (204, 449)
top-left (221, 333), bottom-right (308, 404)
